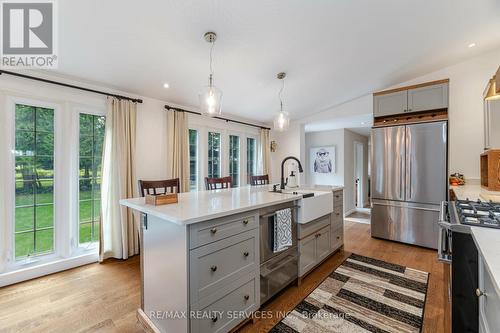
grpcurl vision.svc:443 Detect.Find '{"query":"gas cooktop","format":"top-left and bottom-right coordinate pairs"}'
top-left (455, 199), bottom-right (500, 229)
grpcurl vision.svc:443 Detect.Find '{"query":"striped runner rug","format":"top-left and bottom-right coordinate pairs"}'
top-left (270, 253), bottom-right (429, 333)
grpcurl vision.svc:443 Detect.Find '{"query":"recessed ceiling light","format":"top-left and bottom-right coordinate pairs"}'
top-left (468, 43), bottom-right (476, 48)
top-left (163, 83), bottom-right (170, 88)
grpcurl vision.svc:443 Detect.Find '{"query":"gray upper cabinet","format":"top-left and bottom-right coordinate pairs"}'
top-left (407, 83), bottom-right (448, 113)
top-left (373, 90), bottom-right (407, 117)
top-left (374, 81), bottom-right (449, 117)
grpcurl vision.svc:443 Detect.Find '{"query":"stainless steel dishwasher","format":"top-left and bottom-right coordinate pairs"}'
top-left (259, 202), bottom-right (298, 304)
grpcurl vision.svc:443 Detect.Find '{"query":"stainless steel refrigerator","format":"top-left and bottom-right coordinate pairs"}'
top-left (370, 121), bottom-right (448, 249)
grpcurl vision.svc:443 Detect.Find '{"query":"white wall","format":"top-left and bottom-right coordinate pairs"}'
top-left (270, 47), bottom-right (500, 188)
top-left (269, 123), bottom-right (305, 184)
top-left (386, 47), bottom-right (500, 180)
top-left (303, 128), bottom-right (369, 214)
top-left (305, 129), bottom-right (345, 186)
top-left (343, 129), bottom-right (369, 213)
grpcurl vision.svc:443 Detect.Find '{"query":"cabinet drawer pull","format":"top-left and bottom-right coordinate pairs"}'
top-left (210, 265), bottom-right (217, 272)
top-left (244, 294), bottom-right (250, 301)
top-left (243, 219), bottom-right (249, 225)
top-left (243, 251), bottom-right (249, 257)
top-left (336, 213), bottom-right (340, 216)
top-left (476, 288), bottom-right (486, 297)
top-left (336, 236), bottom-right (341, 240)
top-left (335, 195), bottom-right (340, 198)
top-left (210, 228), bottom-right (217, 234)
top-left (211, 316), bottom-right (218, 323)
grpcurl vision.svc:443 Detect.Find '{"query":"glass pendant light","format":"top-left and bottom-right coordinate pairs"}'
top-left (199, 32), bottom-right (222, 116)
top-left (273, 72), bottom-right (290, 131)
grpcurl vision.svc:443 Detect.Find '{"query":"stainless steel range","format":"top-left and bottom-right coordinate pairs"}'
top-left (438, 198), bottom-right (500, 333)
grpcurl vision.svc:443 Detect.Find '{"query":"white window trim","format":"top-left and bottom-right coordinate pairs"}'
top-left (74, 107), bottom-right (106, 250)
top-left (188, 126), bottom-right (201, 192)
top-left (0, 95), bottom-right (104, 285)
top-left (188, 114), bottom-right (261, 190)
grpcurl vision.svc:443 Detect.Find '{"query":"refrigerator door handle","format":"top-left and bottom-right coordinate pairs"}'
top-left (400, 156), bottom-right (403, 199)
top-left (408, 154), bottom-right (412, 200)
top-left (372, 201), bottom-right (440, 212)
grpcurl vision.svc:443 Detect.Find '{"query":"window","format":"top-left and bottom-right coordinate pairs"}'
top-left (14, 104), bottom-right (54, 259)
top-left (229, 135), bottom-right (240, 187)
top-left (207, 131), bottom-right (221, 179)
top-left (189, 129), bottom-right (198, 191)
top-left (247, 137), bottom-right (257, 182)
top-left (78, 114), bottom-right (105, 244)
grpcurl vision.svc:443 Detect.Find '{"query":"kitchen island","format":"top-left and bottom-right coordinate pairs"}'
top-left (120, 185), bottom-right (344, 333)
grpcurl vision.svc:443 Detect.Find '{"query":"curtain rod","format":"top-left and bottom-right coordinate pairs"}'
top-left (0, 70), bottom-right (143, 103)
top-left (164, 105), bottom-right (271, 130)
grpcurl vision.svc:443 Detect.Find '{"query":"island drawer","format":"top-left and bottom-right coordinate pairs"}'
top-left (190, 274), bottom-right (258, 333)
top-left (189, 211), bottom-right (258, 249)
top-left (331, 225), bottom-right (344, 250)
top-left (298, 214), bottom-right (330, 240)
top-left (190, 229), bottom-right (259, 304)
top-left (334, 191), bottom-right (343, 207)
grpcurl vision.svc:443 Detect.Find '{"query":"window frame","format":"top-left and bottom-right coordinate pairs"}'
top-left (5, 96), bottom-right (62, 267)
top-left (207, 129), bottom-right (222, 180)
top-left (74, 107), bottom-right (105, 250)
top-left (246, 136), bottom-right (258, 184)
top-left (1, 96), bottom-right (105, 274)
top-left (77, 112), bottom-right (106, 245)
top-left (228, 134), bottom-right (241, 187)
top-left (188, 128), bottom-right (199, 192)
top-left (186, 115), bottom-right (261, 190)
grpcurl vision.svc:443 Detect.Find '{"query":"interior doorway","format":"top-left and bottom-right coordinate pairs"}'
top-left (354, 141), bottom-right (364, 209)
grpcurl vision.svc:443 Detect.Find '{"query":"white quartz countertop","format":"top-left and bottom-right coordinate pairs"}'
top-left (470, 227), bottom-right (500, 295)
top-left (451, 184), bottom-right (500, 202)
top-left (120, 186), bottom-right (306, 225)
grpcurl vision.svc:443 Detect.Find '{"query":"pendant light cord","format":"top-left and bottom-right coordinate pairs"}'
top-left (209, 40), bottom-right (215, 86)
top-left (278, 77), bottom-right (285, 112)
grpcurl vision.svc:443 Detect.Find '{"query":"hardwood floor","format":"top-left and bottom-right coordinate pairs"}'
top-left (0, 221), bottom-right (450, 333)
top-left (0, 257), bottom-right (142, 333)
top-left (239, 221), bottom-right (450, 333)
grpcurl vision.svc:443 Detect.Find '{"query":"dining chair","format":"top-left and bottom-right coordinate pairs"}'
top-left (138, 178), bottom-right (180, 197)
top-left (250, 175), bottom-right (269, 186)
top-left (205, 176), bottom-right (232, 190)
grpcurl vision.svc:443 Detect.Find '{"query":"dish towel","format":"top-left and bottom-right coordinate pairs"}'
top-left (273, 208), bottom-right (293, 252)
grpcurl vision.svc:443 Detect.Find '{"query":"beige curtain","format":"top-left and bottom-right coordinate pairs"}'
top-left (258, 128), bottom-right (271, 176)
top-left (166, 110), bottom-right (189, 192)
top-left (100, 98), bottom-right (138, 261)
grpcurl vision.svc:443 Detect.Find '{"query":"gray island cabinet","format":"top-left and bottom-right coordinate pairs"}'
top-left (120, 187), bottom-right (302, 333)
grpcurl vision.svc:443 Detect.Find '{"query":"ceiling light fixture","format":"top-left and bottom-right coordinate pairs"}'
top-left (199, 32), bottom-right (222, 117)
top-left (273, 72), bottom-right (290, 132)
top-left (163, 83), bottom-right (170, 88)
top-left (468, 42), bottom-right (476, 48)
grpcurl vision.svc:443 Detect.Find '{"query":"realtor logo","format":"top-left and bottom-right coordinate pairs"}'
top-left (1, 0), bottom-right (58, 68)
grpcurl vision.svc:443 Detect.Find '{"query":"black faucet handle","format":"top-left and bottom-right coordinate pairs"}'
top-left (272, 184), bottom-right (279, 192)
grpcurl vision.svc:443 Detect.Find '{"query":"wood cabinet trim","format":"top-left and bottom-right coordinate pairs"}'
top-left (373, 79), bottom-right (450, 97)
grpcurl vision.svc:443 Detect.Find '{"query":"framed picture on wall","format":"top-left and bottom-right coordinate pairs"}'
top-left (310, 146), bottom-right (336, 174)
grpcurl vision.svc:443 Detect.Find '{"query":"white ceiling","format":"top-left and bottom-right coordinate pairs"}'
top-left (304, 113), bottom-right (373, 136)
top-left (53, 0), bottom-right (500, 122)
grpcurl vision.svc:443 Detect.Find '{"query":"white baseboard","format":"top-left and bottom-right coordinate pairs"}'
top-left (355, 207), bottom-right (371, 213)
top-left (0, 252), bottom-right (98, 287)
